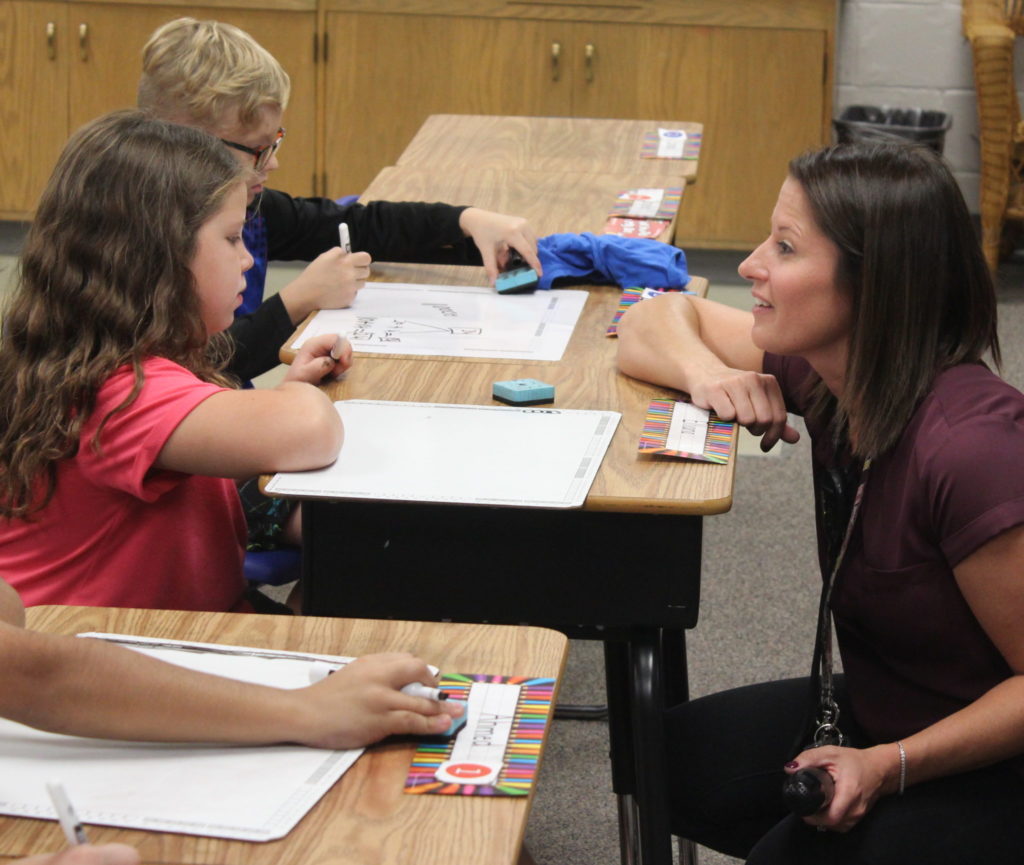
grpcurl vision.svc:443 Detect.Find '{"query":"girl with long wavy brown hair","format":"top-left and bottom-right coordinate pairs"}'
top-left (0, 110), bottom-right (349, 612)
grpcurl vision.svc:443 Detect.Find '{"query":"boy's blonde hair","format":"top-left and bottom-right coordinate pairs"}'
top-left (137, 17), bottom-right (290, 131)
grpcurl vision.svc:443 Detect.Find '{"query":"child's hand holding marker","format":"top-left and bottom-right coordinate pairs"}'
top-left (276, 222), bottom-right (369, 325)
top-left (284, 332), bottom-right (352, 384)
top-left (15, 845), bottom-right (141, 865)
top-left (305, 654), bottom-right (466, 747)
top-left (34, 782), bottom-right (139, 865)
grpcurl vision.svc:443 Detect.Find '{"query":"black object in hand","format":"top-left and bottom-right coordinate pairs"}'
top-left (782, 767), bottom-right (835, 816)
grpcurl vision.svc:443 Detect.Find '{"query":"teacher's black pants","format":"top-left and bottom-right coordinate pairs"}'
top-left (664, 677), bottom-right (1024, 864)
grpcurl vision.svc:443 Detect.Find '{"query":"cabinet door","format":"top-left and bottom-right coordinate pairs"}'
top-left (0, 1), bottom-right (68, 217)
top-left (572, 21), bottom-right (827, 248)
top-left (324, 13), bottom-right (571, 196)
top-left (67, 4), bottom-right (316, 196)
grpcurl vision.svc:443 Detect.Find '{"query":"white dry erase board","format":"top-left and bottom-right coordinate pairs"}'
top-left (290, 282), bottom-right (587, 361)
top-left (0, 635), bottom-right (363, 842)
top-left (265, 400), bottom-right (620, 508)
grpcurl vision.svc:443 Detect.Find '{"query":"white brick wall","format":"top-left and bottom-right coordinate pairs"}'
top-left (836, 0), bottom-right (1023, 212)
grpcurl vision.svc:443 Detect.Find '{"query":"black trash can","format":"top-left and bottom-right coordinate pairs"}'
top-left (833, 105), bottom-right (952, 154)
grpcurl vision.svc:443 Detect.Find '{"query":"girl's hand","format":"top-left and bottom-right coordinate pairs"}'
top-left (14, 845), bottom-right (141, 865)
top-left (788, 744), bottom-right (899, 832)
top-left (294, 653), bottom-right (465, 749)
top-left (458, 207), bottom-right (542, 285)
top-left (284, 333), bottom-right (353, 384)
top-left (688, 367), bottom-right (799, 452)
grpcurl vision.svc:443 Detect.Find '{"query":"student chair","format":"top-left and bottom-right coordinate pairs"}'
top-left (962, 0), bottom-right (1024, 270)
top-left (243, 547), bottom-right (302, 587)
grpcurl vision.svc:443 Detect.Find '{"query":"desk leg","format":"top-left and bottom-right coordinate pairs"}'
top-left (605, 631), bottom-right (678, 865)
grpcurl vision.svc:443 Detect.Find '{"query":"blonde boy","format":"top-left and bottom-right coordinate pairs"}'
top-left (138, 17), bottom-right (541, 382)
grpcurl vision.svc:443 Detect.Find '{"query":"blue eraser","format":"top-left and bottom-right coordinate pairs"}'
top-left (495, 266), bottom-right (539, 294)
top-left (493, 378), bottom-right (555, 406)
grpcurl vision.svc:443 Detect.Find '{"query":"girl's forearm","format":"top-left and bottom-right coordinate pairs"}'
top-left (0, 625), bottom-right (304, 744)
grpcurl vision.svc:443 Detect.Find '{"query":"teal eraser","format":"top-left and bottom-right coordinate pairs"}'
top-left (493, 378), bottom-right (555, 406)
top-left (495, 266), bottom-right (539, 294)
top-left (443, 700), bottom-right (468, 737)
top-left (422, 700), bottom-right (468, 741)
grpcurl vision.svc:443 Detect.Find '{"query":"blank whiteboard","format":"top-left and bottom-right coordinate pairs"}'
top-left (265, 401), bottom-right (620, 508)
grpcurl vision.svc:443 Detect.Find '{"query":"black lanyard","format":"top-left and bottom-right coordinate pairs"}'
top-left (808, 457), bottom-right (872, 747)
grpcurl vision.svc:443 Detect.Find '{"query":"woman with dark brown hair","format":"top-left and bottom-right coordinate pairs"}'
top-left (617, 142), bottom-right (1024, 863)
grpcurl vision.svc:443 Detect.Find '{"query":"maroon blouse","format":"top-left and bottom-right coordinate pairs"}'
top-left (764, 354), bottom-right (1024, 743)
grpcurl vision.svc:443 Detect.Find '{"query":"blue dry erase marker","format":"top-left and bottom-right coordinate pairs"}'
top-left (338, 223), bottom-right (351, 253)
top-left (46, 781), bottom-right (89, 845)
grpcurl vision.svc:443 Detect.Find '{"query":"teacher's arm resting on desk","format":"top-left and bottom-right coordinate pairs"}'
top-left (0, 579), bottom-right (461, 748)
top-left (615, 292), bottom-right (799, 453)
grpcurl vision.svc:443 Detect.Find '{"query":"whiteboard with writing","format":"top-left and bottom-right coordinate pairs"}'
top-left (265, 400), bottom-right (620, 508)
top-left (290, 283), bottom-right (587, 361)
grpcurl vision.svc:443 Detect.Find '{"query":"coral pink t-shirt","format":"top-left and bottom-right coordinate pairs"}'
top-left (0, 358), bottom-right (247, 611)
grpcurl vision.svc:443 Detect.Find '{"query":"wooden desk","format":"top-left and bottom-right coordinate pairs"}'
top-left (287, 259), bottom-right (731, 865)
top-left (1, 606), bottom-right (567, 865)
top-left (291, 142), bottom-right (731, 863)
top-left (361, 166), bottom-right (684, 243)
top-left (396, 114), bottom-right (703, 182)
top-left (290, 263), bottom-right (725, 516)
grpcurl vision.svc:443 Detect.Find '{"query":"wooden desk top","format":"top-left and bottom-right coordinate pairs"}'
top-left (396, 114), bottom-right (703, 182)
top-left (286, 261), bottom-right (734, 516)
top-left (2, 607), bottom-right (568, 865)
top-left (361, 165), bottom-right (683, 243)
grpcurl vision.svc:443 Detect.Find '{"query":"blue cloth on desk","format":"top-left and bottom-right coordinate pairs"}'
top-left (536, 232), bottom-right (690, 291)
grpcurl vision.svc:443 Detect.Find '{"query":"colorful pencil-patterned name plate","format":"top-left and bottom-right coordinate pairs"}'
top-left (638, 399), bottom-right (734, 464)
top-left (603, 216), bottom-right (673, 240)
top-left (609, 187), bottom-right (683, 221)
top-left (404, 674), bottom-right (555, 797)
top-left (640, 128), bottom-right (703, 160)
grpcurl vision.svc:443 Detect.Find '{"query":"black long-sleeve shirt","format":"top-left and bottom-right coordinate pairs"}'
top-left (226, 189), bottom-right (483, 381)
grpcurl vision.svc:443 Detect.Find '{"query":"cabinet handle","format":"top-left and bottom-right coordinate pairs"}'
top-left (584, 43), bottom-right (595, 83)
top-left (46, 21), bottom-right (56, 60)
top-left (551, 41), bottom-right (561, 82)
top-left (78, 22), bottom-right (88, 62)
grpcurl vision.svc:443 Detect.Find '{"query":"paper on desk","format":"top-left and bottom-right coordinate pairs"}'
top-left (291, 282), bottom-right (587, 361)
top-left (0, 635), bottom-right (364, 842)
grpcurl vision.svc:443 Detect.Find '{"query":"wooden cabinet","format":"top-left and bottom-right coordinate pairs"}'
top-left (322, 14), bottom-right (569, 196)
top-left (320, 0), bottom-right (835, 249)
top-left (3, 0), bottom-right (835, 248)
top-left (0, 2), bottom-right (69, 218)
top-left (0, 0), bottom-right (316, 218)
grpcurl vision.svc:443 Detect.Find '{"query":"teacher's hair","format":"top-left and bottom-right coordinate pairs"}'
top-left (790, 141), bottom-right (1000, 459)
top-left (0, 110), bottom-right (245, 518)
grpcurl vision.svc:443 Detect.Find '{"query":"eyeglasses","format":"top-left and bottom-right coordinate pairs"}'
top-left (220, 127), bottom-right (285, 172)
